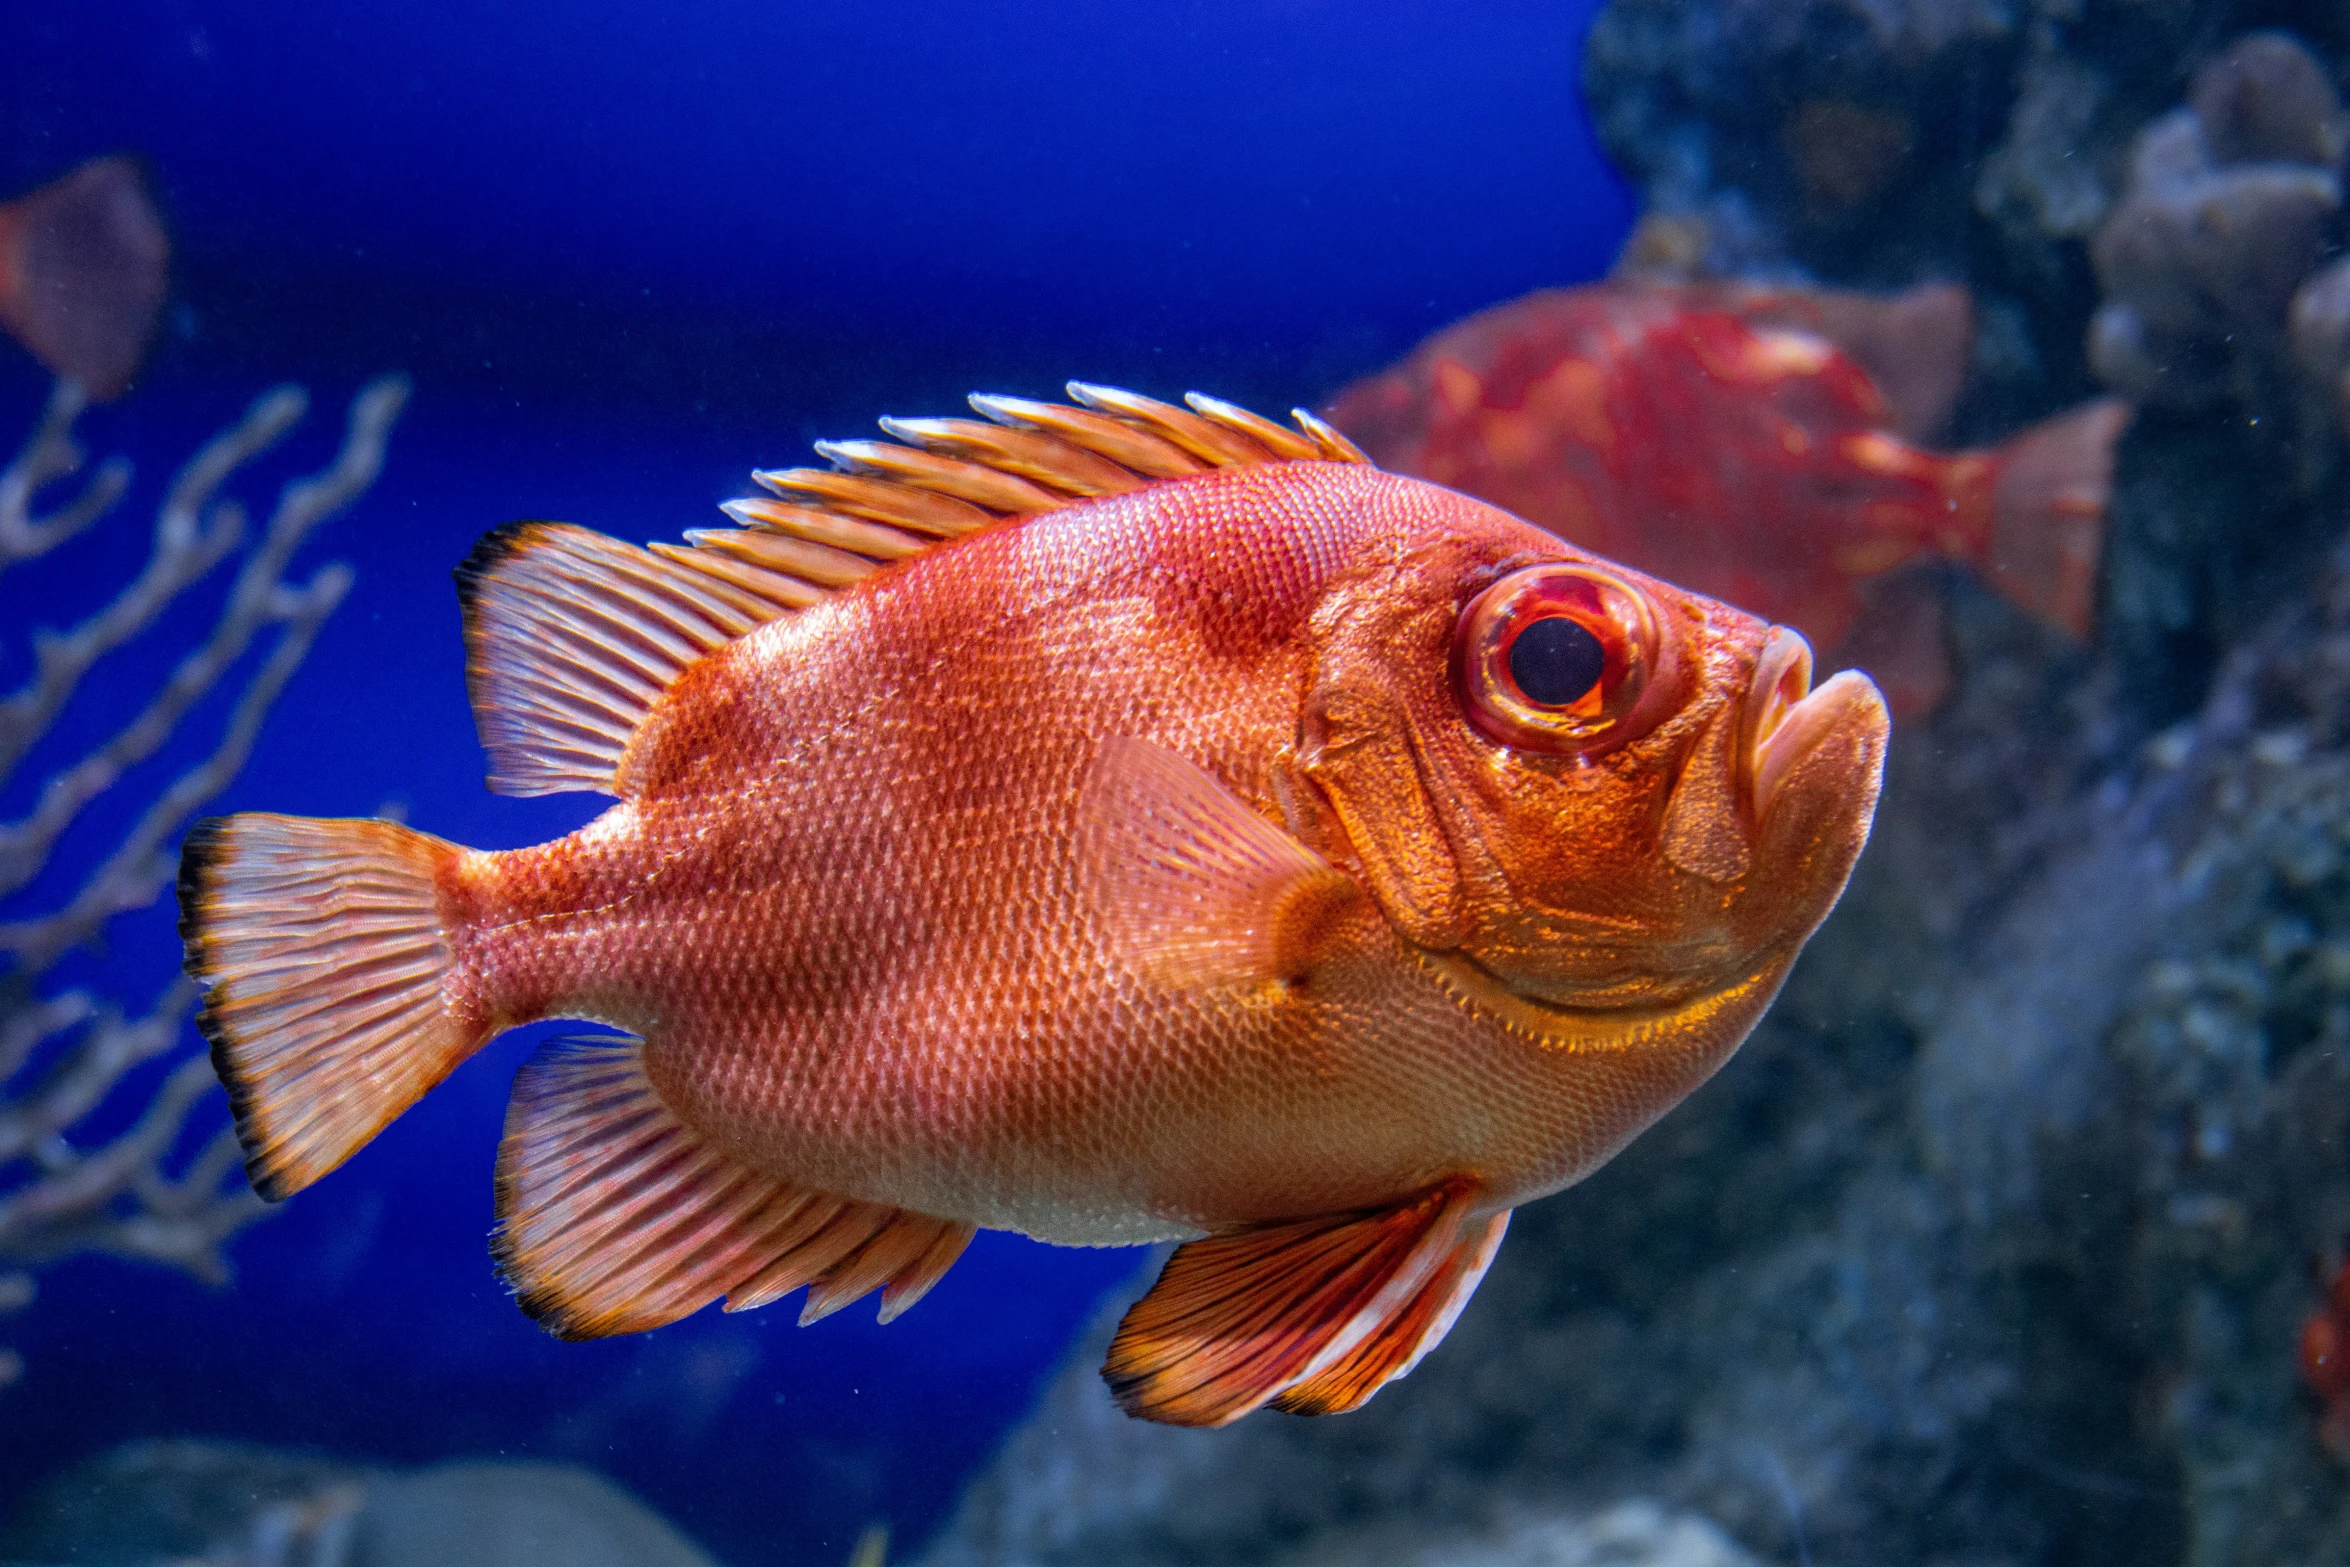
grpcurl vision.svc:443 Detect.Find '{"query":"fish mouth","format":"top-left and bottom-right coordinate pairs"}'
top-left (1742, 628), bottom-right (1877, 826)
top-left (1411, 943), bottom-right (1730, 1041)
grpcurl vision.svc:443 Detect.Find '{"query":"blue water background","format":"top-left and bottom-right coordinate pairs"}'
top-left (0, 6), bottom-right (1630, 1560)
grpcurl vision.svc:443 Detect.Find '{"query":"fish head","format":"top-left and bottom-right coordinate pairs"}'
top-left (1295, 470), bottom-right (1889, 1021)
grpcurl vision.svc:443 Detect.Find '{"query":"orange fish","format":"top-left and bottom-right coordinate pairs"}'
top-left (180, 386), bottom-right (1888, 1427)
top-left (1326, 282), bottom-right (2133, 714)
top-left (0, 156), bottom-right (169, 401)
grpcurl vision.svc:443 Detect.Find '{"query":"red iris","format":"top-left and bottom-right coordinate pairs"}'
top-left (1452, 565), bottom-right (1682, 756)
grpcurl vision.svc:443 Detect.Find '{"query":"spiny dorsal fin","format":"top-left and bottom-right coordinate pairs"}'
top-left (462, 389), bottom-right (1366, 798)
top-left (658, 383), bottom-right (1371, 610)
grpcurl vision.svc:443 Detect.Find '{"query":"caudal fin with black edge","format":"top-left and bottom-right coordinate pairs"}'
top-left (1981, 398), bottom-right (2134, 639)
top-left (1101, 1180), bottom-right (1504, 1427)
top-left (180, 813), bottom-right (485, 1201)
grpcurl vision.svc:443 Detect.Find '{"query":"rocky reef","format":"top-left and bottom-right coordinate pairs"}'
top-left (913, 7), bottom-right (2350, 1567)
top-left (0, 1440), bottom-right (724, 1567)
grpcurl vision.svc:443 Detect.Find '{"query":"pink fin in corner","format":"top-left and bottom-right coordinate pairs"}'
top-left (492, 1035), bottom-right (969, 1339)
top-left (0, 156), bottom-right (169, 400)
top-left (1100, 1180), bottom-right (1503, 1427)
top-left (1077, 735), bottom-right (1368, 991)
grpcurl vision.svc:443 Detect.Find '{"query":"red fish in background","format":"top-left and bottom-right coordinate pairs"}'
top-left (1327, 282), bottom-right (2133, 714)
top-left (0, 156), bottom-right (169, 400)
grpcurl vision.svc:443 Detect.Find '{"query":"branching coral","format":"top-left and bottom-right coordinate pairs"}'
top-left (0, 373), bottom-right (408, 1387)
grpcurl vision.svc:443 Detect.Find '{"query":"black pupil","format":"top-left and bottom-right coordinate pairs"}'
top-left (1508, 616), bottom-right (1606, 707)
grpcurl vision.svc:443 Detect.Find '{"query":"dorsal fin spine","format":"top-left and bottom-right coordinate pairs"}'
top-left (877, 417), bottom-right (1144, 498)
top-left (1064, 382), bottom-right (1271, 465)
top-left (966, 393), bottom-right (1207, 479)
top-left (682, 527), bottom-right (879, 587)
top-left (1185, 392), bottom-right (1322, 460)
top-left (1292, 407), bottom-right (1372, 464)
top-left (719, 497), bottom-right (931, 560)
top-left (753, 465), bottom-right (995, 535)
top-left (648, 542), bottom-right (827, 611)
top-left (811, 439), bottom-right (1065, 514)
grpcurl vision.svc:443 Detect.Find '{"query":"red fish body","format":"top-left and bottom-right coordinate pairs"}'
top-left (1329, 283), bottom-right (2132, 712)
top-left (182, 388), bottom-right (1889, 1427)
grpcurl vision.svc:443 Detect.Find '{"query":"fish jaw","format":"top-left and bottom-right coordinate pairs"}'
top-left (1751, 663), bottom-right (1886, 829)
top-left (1740, 660), bottom-right (1890, 962)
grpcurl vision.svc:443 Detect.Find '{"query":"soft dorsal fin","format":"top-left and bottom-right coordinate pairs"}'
top-left (456, 521), bottom-right (808, 797)
top-left (461, 388), bottom-right (1368, 797)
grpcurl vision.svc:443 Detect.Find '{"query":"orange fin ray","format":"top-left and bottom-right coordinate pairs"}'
top-left (1078, 736), bottom-right (1367, 990)
top-left (963, 393), bottom-right (1208, 480)
top-left (879, 1218), bottom-right (978, 1324)
top-left (1271, 1209), bottom-right (1509, 1415)
top-left (1101, 1180), bottom-right (1496, 1427)
top-left (798, 1211), bottom-right (973, 1326)
top-left (455, 521), bottom-right (796, 798)
top-left (1982, 397), bottom-right (2135, 638)
top-left (494, 1036), bottom-right (967, 1339)
top-left (181, 814), bottom-right (481, 1202)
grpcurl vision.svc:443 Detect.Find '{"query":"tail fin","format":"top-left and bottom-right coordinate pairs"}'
top-left (180, 814), bottom-right (484, 1202)
top-left (1981, 398), bottom-right (2135, 638)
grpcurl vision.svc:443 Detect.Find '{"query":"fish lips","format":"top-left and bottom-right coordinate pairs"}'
top-left (1740, 628), bottom-right (1889, 832)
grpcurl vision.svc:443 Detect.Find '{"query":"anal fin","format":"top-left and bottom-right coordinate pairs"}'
top-left (492, 1035), bottom-right (971, 1338)
top-left (1101, 1180), bottom-right (1502, 1427)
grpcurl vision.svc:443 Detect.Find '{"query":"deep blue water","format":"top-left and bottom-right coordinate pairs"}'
top-left (0, 6), bottom-right (1631, 1561)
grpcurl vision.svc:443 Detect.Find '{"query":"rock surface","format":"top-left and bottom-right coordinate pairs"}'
top-left (0, 1441), bottom-right (723, 1567)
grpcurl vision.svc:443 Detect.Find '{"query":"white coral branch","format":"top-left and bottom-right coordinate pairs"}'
top-left (0, 379), bottom-right (130, 571)
top-left (0, 373), bottom-right (408, 1343)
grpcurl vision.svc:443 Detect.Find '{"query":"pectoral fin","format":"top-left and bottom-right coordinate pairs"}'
top-left (1101, 1180), bottom-right (1503, 1427)
top-left (1077, 736), bottom-right (1368, 990)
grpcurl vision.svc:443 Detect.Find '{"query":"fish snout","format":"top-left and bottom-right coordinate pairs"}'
top-left (1742, 627), bottom-right (1887, 827)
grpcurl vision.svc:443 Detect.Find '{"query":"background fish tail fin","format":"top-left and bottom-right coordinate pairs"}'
top-left (1981, 397), bottom-right (2135, 638)
top-left (179, 813), bottom-right (483, 1201)
top-left (1100, 1180), bottom-right (1494, 1427)
top-left (494, 1035), bottom-right (972, 1340)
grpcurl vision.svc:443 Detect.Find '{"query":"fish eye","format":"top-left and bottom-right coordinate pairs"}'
top-left (1508, 616), bottom-right (1606, 707)
top-left (1452, 564), bottom-right (1682, 755)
